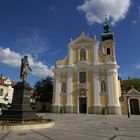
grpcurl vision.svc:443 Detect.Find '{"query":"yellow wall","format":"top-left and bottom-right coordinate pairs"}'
top-left (72, 72), bottom-right (78, 106)
top-left (60, 95), bottom-right (66, 105)
top-left (73, 48), bottom-right (78, 64)
top-left (88, 48), bottom-right (93, 64)
top-left (100, 96), bottom-right (108, 105)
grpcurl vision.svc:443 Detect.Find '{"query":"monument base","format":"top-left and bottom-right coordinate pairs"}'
top-left (0, 82), bottom-right (38, 121)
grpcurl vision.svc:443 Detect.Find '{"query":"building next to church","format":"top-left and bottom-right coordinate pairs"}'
top-left (120, 86), bottom-right (140, 115)
top-left (52, 21), bottom-right (121, 114)
top-left (0, 75), bottom-right (16, 108)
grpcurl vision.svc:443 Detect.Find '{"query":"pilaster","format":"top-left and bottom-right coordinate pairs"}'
top-left (93, 41), bottom-right (99, 65)
top-left (66, 71), bottom-right (73, 113)
top-left (68, 47), bottom-right (73, 66)
top-left (107, 69), bottom-right (121, 114)
top-left (93, 72), bottom-right (101, 113)
top-left (54, 75), bottom-right (61, 106)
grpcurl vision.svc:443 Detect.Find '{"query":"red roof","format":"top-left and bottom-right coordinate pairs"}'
top-left (0, 77), bottom-right (16, 87)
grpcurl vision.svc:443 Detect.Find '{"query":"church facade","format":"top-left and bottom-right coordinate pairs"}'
top-left (52, 22), bottom-right (121, 114)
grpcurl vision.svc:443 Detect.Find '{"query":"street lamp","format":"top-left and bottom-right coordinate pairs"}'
top-left (127, 96), bottom-right (130, 118)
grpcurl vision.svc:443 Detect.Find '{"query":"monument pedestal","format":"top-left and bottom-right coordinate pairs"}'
top-left (0, 82), bottom-right (38, 121)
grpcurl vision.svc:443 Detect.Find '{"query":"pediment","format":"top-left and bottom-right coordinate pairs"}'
top-left (69, 32), bottom-right (95, 46)
top-left (73, 37), bottom-right (94, 45)
top-left (127, 88), bottom-right (140, 96)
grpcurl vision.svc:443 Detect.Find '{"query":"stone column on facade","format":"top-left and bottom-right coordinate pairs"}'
top-left (112, 43), bottom-right (116, 64)
top-left (113, 69), bottom-right (121, 114)
top-left (93, 71), bottom-right (101, 114)
top-left (53, 75), bottom-right (61, 113)
top-left (68, 47), bottom-right (73, 66)
top-left (107, 69), bottom-right (121, 114)
top-left (93, 41), bottom-right (99, 65)
top-left (66, 71), bottom-right (73, 113)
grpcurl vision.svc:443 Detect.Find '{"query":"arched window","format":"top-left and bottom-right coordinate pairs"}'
top-left (107, 48), bottom-right (111, 55)
top-left (62, 82), bottom-right (66, 93)
top-left (79, 72), bottom-right (86, 83)
top-left (80, 48), bottom-right (86, 60)
top-left (101, 80), bottom-right (106, 93)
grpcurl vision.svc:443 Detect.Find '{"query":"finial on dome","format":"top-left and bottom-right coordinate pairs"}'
top-left (81, 31), bottom-right (86, 37)
top-left (94, 35), bottom-right (97, 40)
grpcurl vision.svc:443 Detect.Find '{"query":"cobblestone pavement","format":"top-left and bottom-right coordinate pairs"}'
top-left (0, 114), bottom-right (140, 140)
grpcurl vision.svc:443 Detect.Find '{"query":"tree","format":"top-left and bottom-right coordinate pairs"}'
top-left (121, 78), bottom-right (140, 94)
top-left (34, 76), bottom-right (53, 103)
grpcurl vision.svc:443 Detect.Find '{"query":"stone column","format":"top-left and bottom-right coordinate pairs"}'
top-left (93, 41), bottom-right (99, 65)
top-left (54, 75), bottom-right (61, 113)
top-left (68, 47), bottom-right (73, 66)
top-left (113, 69), bottom-right (121, 114)
top-left (107, 69), bottom-right (121, 114)
top-left (66, 71), bottom-right (73, 113)
top-left (93, 72), bottom-right (101, 113)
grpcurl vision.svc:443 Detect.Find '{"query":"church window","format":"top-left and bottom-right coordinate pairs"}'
top-left (79, 72), bottom-right (86, 83)
top-left (80, 48), bottom-right (86, 60)
top-left (101, 80), bottom-right (106, 93)
top-left (62, 82), bottom-right (66, 93)
top-left (107, 48), bottom-right (111, 55)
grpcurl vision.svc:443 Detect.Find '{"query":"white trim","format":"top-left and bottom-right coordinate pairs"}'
top-left (54, 76), bottom-right (61, 106)
top-left (107, 71), bottom-right (115, 106)
top-left (66, 71), bottom-right (73, 106)
top-left (93, 41), bottom-right (99, 65)
top-left (93, 72), bottom-right (101, 106)
top-left (68, 47), bottom-right (73, 66)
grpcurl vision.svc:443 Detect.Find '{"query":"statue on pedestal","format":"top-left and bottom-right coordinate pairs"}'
top-left (20, 56), bottom-right (32, 81)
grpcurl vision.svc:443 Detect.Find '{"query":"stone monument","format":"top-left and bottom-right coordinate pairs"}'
top-left (0, 56), bottom-right (38, 121)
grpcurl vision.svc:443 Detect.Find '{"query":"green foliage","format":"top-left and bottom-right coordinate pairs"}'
top-left (34, 76), bottom-right (53, 103)
top-left (121, 78), bottom-right (140, 93)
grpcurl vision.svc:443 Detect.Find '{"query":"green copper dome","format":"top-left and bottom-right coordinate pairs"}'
top-left (101, 19), bottom-right (114, 41)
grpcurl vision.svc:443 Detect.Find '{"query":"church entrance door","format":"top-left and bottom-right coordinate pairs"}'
top-left (79, 97), bottom-right (87, 113)
top-left (130, 99), bottom-right (140, 115)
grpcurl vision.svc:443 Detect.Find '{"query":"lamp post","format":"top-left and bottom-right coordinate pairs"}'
top-left (127, 96), bottom-right (130, 118)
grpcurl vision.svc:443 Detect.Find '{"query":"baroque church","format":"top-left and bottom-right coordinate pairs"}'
top-left (52, 21), bottom-right (121, 114)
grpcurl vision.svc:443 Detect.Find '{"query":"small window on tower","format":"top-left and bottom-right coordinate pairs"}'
top-left (107, 48), bottom-right (111, 55)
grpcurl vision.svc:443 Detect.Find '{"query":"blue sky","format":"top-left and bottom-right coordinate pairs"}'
top-left (0, 0), bottom-right (140, 86)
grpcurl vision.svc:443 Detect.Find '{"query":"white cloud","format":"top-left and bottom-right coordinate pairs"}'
top-left (0, 47), bottom-right (53, 78)
top-left (77, 0), bottom-right (131, 25)
top-left (0, 47), bottom-right (21, 67)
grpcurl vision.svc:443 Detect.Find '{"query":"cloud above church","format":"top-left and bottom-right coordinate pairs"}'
top-left (0, 47), bottom-right (53, 78)
top-left (77, 0), bottom-right (131, 25)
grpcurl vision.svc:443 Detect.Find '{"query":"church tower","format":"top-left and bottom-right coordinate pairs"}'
top-left (101, 18), bottom-right (116, 64)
